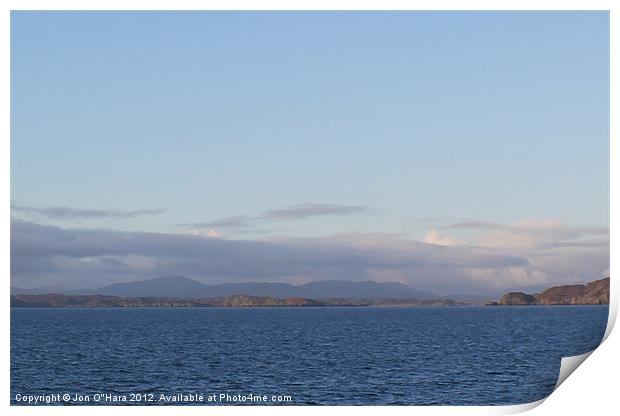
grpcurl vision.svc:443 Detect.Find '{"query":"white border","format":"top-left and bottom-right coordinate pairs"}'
top-left (2, 2), bottom-right (617, 416)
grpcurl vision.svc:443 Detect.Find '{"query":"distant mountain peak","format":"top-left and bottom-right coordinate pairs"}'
top-left (12, 276), bottom-right (441, 300)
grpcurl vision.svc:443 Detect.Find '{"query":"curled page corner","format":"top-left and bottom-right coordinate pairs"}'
top-left (554, 350), bottom-right (594, 391)
top-left (496, 398), bottom-right (546, 414)
top-left (602, 305), bottom-right (616, 343)
top-left (500, 349), bottom-right (599, 414)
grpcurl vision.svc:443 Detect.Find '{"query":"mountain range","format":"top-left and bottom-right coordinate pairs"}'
top-left (11, 275), bottom-right (441, 300)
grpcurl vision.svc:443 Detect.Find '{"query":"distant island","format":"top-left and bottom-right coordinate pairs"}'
top-left (11, 276), bottom-right (479, 307)
top-left (487, 277), bottom-right (609, 306)
top-left (10, 293), bottom-right (468, 308)
top-left (10, 276), bottom-right (610, 308)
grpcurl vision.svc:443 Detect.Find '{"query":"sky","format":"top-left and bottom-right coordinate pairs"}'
top-left (10, 11), bottom-right (610, 294)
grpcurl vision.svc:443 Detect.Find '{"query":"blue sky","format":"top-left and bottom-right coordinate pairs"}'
top-left (10, 12), bottom-right (610, 293)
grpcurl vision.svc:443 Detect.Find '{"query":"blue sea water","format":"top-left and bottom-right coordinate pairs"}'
top-left (11, 306), bottom-right (608, 405)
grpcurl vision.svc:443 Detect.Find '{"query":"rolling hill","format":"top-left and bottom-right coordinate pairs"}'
top-left (12, 275), bottom-right (440, 300)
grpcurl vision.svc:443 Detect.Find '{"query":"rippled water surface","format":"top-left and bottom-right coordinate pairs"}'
top-left (11, 306), bottom-right (608, 405)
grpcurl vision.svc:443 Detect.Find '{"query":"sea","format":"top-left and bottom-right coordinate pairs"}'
top-left (10, 306), bottom-right (608, 405)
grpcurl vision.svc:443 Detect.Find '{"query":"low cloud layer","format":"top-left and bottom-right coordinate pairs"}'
top-left (11, 217), bottom-right (609, 295)
top-left (11, 204), bottom-right (166, 220)
top-left (181, 202), bottom-right (370, 232)
top-left (440, 219), bottom-right (609, 250)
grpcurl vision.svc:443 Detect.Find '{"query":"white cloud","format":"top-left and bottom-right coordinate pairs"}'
top-left (466, 267), bottom-right (548, 289)
top-left (469, 219), bottom-right (608, 249)
top-left (185, 228), bottom-right (224, 238)
top-left (422, 229), bottom-right (465, 247)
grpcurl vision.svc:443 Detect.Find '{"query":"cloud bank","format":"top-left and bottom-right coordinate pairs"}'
top-left (11, 217), bottom-right (609, 295)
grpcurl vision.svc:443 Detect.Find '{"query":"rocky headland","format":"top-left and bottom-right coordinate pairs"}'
top-left (490, 277), bottom-right (609, 306)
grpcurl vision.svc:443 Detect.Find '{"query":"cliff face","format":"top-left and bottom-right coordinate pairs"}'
top-left (497, 277), bottom-right (610, 306)
top-left (582, 278), bottom-right (610, 304)
top-left (499, 292), bottom-right (537, 306)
